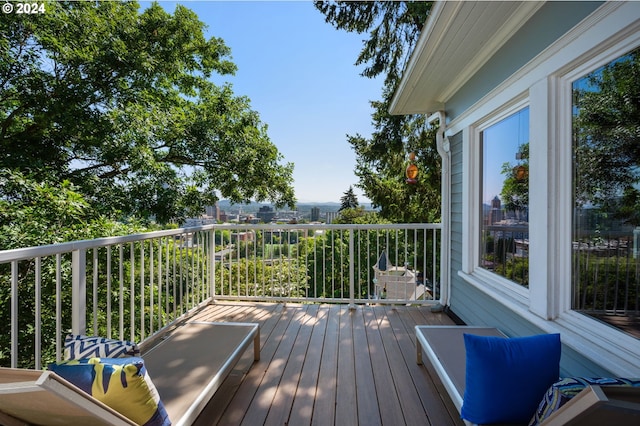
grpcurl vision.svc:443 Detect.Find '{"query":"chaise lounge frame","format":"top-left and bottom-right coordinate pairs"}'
top-left (0, 321), bottom-right (260, 426)
top-left (415, 325), bottom-right (640, 426)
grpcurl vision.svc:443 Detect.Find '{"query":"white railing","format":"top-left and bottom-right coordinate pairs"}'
top-left (0, 223), bottom-right (441, 369)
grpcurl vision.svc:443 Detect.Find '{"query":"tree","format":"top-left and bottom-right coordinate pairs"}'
top-left (339, 185), bottom-right (359, 211)
top-left (315, 1), bottom-right (440, 223)
top-left (0, 1), bottom-right (295, 225)
top-left (573, 47), bottom-right (640, 224)
top-left (500, 143), bottom-right (529, 216)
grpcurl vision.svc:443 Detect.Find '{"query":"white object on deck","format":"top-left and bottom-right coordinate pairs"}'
top-left (373, 250), bottom-right (426, 301)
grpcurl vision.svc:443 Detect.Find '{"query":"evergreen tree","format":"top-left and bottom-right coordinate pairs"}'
top-left (315, 1), bottom-right (441, 223)
top-left (339, 186), bottom-right (359, 211)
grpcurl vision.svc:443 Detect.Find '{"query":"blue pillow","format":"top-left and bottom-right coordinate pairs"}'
top-left (48, 357), bottom-right (170, 426)
top-left (461, 333), bottom-right (561, 425)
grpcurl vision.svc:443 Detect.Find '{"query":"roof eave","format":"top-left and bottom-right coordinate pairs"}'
top-left (390, 0), bottom-right (545, 116)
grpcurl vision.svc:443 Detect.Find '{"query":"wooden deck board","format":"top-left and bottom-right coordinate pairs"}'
top-left (187, 302), bottom-right (464, 426)
top-left (312, 304), bottom-right (340, 426)
top-left (366, 306), bottom-right (406, 425)
top-left (288, 305), bottom-right (328, 426)
top-left (352, 307), bottom-right (382, 426)
top-left (336, 306), bottom-right (357, 426)
top-left (263, 304), bottom-right (318, 426)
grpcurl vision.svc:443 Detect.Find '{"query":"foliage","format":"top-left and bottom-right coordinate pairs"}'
top-left (573, 47), bottom-right (640, 224)
top-left (339, 186), bottom-right (359, 211)
top-left (315, 1), bottom-right (440, 223)
top-left (0, 0), bottom-right (295, 225)
top-left (500, 143), bottom-right (529, 214)
top-left (349, 106), bottom-right (441, 223)
top-left (0, 169), bottom-right (150, 250)
top-left (573, 243), bottom-right (639, 314)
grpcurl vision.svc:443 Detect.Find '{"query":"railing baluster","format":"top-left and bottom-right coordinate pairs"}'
top-left (130, 242), bottom-right (135, 342)
top-left (119, 244), bottom-right (124, 340)
top-left (11, 260), bottom-right (18, 368)
top-left (56, 253), bottom-right (62, 362)
top-left (93, 248), bottom-right (98, 336)
top-left (349, 229), bottom-right (354, 309)
top-left (71, 249), bottom-right (86, 336)
top-left (35, 257), bottom-right (42, 370)
top-left (107, 246), bottom-right (112, 338)
top-left (140, 241), bottom-right (146, 340)
top-left (150, 240), bottom-right (154, 337)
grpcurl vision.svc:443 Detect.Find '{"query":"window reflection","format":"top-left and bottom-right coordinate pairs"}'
top-left (480, 108), bottom-right (529, 287)
top-left (572, 47), bottom-right (640, 337)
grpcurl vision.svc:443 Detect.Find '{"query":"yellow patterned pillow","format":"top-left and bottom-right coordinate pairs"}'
top-left (48, 357), bottom-right (170, 426)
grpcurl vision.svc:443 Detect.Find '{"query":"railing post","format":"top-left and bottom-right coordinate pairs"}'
top-left (11, 261), bottom-right (18, 368)
top-left (72, 249), bottom-right (87, 335)
top-left (349, 229), bottom-right (355, 310)
top-left (209, 228), bottom-right (216, 301)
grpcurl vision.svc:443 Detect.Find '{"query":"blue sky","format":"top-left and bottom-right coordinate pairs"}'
top-left (482, 108), bottom-right (529, 205)
top-left (149, 1), bottom-right (381, 203)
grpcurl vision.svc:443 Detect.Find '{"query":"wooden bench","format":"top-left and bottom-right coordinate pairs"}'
top-left (0, 321), bottom-right (260, 426)
top-left (415, 325), bottom-right (505, 414)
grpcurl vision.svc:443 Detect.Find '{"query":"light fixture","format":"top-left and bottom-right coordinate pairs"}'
top-left (406, 152), bottom-right (418, 184)
top-left (513, 165), bottom-right (528, 181)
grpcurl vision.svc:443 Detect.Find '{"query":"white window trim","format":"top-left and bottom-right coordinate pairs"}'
top-left (452, 1), bottom-right (640, 376)
top-left (465, 97), bottom-right (531, 302)
top-left (552, 23), bottom-right (640, 376)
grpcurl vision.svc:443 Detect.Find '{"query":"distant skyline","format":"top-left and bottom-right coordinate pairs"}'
top-left (149, 1), bottom-right (381, 204)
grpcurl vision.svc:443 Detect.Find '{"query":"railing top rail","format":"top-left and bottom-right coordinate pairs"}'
top-left (213, 222), bottom-right (442, 231)
top-left (0, 222), bottom-right (441, 263)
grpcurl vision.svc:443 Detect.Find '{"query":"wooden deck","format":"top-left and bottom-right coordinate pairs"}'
top-left (184, 301), bottom-right (464, 426)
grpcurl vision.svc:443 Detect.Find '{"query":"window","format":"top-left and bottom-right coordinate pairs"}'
top-left (572, 47), bottom-right (640, 338)
top-left (480, 108), bottom-right (530, 287)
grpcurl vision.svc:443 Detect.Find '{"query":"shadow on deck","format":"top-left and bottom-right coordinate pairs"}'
top-left (182, 302), bottom-right (464, 426)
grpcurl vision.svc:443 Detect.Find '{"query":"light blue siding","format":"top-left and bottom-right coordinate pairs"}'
top-left (446, 1), bottom-right (603, 121)
top-left (448, 129), bottom-right (612, 376)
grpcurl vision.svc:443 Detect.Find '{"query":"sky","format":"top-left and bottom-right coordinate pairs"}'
top-left (483, 108), bottom-right (529, 205)
top-left (148, 1), bottom-right (382, 203)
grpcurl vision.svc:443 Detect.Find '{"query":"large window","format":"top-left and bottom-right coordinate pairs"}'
top-left (480, 108), bottom-right (530, 287)
top-left (572, 47), bottom-right (640, 338)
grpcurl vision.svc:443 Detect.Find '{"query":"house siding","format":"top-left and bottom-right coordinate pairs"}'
top-left (447, 106), bottom-right (612, 378)
top-left (446, 1), bottom-right (603, 121)
top-left (448, 130), bottom-right (464, 313)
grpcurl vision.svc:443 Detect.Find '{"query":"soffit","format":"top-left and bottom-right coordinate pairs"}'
top-left (390, 0), bottom-right (545, 115)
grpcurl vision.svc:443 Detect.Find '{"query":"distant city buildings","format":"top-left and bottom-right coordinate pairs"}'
top-left (204, 204), bottom-right (220, 221)
top-left (488, 196), bottom-right (502, 225)
top-left (181, 201), bottom-right (378, 227)
top-left (257, 206), bottom-right (276, 223)
top-left (311, 207), bottom-right (320, 222)
top-left (325, 211), bottom-right (339, 224)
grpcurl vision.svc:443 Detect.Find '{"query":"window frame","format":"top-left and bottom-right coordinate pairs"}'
top-left (453, 2), bottom-right (640, 376)
top-left (467, 97), bottom-right (531, 302)
top-left (556, 36), bottom-right (640, 317)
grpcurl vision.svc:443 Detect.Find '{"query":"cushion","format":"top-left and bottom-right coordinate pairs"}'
top-left (64, 334), bottom-right (140, 360)
top-left (461, 333), bottom-right (561, 425)
top-left (529, 377), bottom-right (640, 425)
top-left (48, 357), bottom-right (170, 426)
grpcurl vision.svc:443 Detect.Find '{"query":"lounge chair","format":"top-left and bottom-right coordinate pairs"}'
top-left (0, 321), bottom-right (260, 426)
top-left (0, 367), bottom-right (135, 425)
